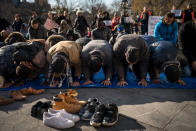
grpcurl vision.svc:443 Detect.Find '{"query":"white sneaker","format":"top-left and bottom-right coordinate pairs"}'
top-left (43, 112), bottom-right (75, 129)
top-left (48, 108), bottom-right (80, 122)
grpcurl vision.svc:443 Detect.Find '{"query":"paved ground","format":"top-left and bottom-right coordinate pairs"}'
top-left (0, 88), bottom-right (196, 131)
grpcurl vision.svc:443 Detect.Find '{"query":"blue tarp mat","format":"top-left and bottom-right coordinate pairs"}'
top-left (1, 68), bottom-right (196, 91)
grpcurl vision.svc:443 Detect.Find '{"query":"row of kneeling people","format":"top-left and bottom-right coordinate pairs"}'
top-left (0, 34), bottom-right (190, 88)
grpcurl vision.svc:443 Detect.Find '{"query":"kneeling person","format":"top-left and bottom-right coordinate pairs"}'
top-left (149, 41), bottom-right (186, 85)
top-left (113, 34), bottom-right (150, 87)
top-left (47, 41), bottom-right (82, 87)
top-left (81, 40), bottom-right (113, 85)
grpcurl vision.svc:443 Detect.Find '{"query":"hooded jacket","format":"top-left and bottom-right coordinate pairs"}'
top-left (154, 20), bottom-right (178, 44)
top-left (47, 41), bottom-right (82, 78)
top-left (81, 40), bottom-right (113, 80)
top-left (113, 34), bottom-right (149, 80)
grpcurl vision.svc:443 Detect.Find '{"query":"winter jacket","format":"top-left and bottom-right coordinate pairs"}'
top-left (178, 21), bottom-right (196, 64)
top-left (149, 41), bottom-right (187, 79)
top-left (81, 40), bottom-right (113, 80)
top-left (154, 20), bottom-right (178, 45)
top-left (73, 16), bottom-right (89, 31)
top-left (12, 19), bottom-right (23, 32)
top-left (140, 11), bottom-right (151, 24)
top-left (28, 25), bottom-right (47, 39)
top-left (112, 17), bottom-right (120, 31)
top-left (47, 41), bottom-right (82, 78)
top-left (91, 27), bottom-right (111, 41)
top-left (182, 9), bottom-right (194, 23)
top-left (113, 34), bottom-right (149, 80)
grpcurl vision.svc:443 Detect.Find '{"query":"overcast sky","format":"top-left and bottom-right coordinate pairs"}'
top-left (27, 0), bottom-right (114, 6)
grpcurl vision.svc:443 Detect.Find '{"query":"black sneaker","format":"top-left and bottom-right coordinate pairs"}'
top-left (90, 104), bottom-right (106, 127)
top-left (79, 98), bottom-right (99, 116)
top-left (102, 104), bottom-right (118, 126)
top-left (31, 101), bottom-right (52, 119)
top-left (81, 102), bottom-right (98, 120)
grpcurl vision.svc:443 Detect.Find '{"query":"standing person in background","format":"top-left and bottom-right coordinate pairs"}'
top-left (139, 6), bottom-right (151, 35)
top-left (55, 11), bottom-right (64, 25)
top-left (154, 12), bottom-right (178, 45)
top-left (62, 10), bottom-right (71, 26)
top-left (91, 10), bottom-right (103, 29)
top-left (182, 3), bottom-right (194, 24)
top-left (121, 11), bottom-right (131, 34)
top-left (58, 20), bottom-right (71, 38)
top-left (28, 19), bottom-right (47, 39)
top-left (103, 11), bottom-right (112, 29)
top-left (12, 14), bottom-right (23, 32)
top-left (112, 13), bottom-right (120, 31)
top-left (91, 19), bottom-right (111, 42)
top-left (28, 11), bottom-right (42, 26)
top-left (171, 5), bottom-right (183, 29)
top-left (73, 10), bottom-right (90, 37)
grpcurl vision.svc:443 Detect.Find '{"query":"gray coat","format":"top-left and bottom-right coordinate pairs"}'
top-left (113, 34), bottom-right (150, 80)
top-left (28, 25), bottom-right (47, 39)
top-left (81, 40), bottom-right (113, 80)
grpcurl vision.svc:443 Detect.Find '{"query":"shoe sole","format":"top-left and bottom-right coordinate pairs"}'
top-left (102, 115), bottom-right (118, 126)
top-left (90, 120), bottom-right (101, 127)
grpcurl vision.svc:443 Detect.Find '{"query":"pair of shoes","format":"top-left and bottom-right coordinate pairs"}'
top-left (43, 108), bottom-right (80, 129)
top-left (0, 96), bottom-right (14, 106)
top-left (20, 87), bottom-right (44, 95)
top-left (31, 101), bottom-right (52, 119)
top-left (52, 95), bottom-right (83, 114)
top-left (10, 90), bottom-right (26, 101)
top-left (90, 104), bottom-right (118, 127)
top-left (80, 98), bottom-right (101, 121)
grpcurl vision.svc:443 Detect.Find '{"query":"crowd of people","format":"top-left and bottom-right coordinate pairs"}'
top-left (0, 3), bottom-right (195, 89)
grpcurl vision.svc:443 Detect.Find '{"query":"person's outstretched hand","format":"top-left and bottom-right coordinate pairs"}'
top-left (138, 79), bottom-right (148, 87)
top-left (117, 80), bottom-right (128, 87)
top-left (177, 79), bottom-right (186, 86)
top-left (101, 79), bottom-right (112, 86)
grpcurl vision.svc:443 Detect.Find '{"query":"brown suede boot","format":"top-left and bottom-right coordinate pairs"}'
top-left (10, 91), bottom-right (26, 101)
top-left (0, 96), bottom-right (14, 106)
top-left (52, 97), bottom-right (82, 114)
top-left (58, 92), bottom-right (86, 106)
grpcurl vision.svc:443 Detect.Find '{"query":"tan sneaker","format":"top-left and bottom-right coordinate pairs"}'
top-left (52, 97), bottom-right (82, 114)
top-left (0, 96), bottom-right (14, 106)
top-left (10, 91), bottom-right (26, 101)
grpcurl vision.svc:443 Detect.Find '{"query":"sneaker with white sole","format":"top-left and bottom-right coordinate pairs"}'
top-left (90, 104), bottom-right (106, 127)
top-left (48, 108), bottom-right (80, 122)
top-left (102, 104), bottom-right (118, 126)
top-left (43, 112), bottom-right (75, 129)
